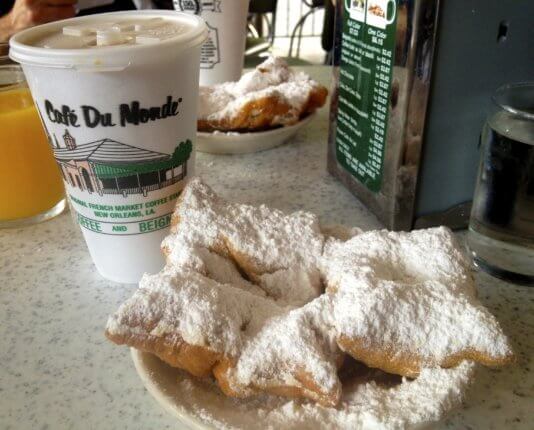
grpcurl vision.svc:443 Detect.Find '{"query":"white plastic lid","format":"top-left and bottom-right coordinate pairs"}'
top-left (9, 11), bottom-right (207, 72)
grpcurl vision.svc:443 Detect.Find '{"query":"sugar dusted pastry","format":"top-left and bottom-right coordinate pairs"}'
top-left (161, 177), bottom-right (325, 281)
top-left (197, 56), bottom-right (328, 132)
top-left (106, 178), bottom-right (514, 422)
top-left (322, 228), bottom-right (514, 377)
top-left (213, 296), bottom-right (343, 407)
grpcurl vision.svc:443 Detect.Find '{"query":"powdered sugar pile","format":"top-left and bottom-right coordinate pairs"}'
top-left (134, 350), bottom-right (476, 430)
top-left (198, 56), bottom-right (325, 126)
top-left (322, 228), bottom-right (475, 296)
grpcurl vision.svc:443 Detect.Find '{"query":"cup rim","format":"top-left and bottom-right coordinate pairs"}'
top-left (9, 11), bottom-right (207, 70)
top-left (492, 81), bottom-right (534, 121)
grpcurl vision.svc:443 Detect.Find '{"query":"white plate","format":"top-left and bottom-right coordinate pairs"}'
top-left (196, 114), bottom-right (315, 155)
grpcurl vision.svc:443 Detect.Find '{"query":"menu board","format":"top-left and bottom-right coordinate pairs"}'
top-left (335, 0), bottom-right (398, 193)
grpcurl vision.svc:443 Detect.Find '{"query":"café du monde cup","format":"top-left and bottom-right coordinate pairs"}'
top-left (10, 11), bottom-right (207, 283)
top-left (173, 0), bottom-right (250, 85)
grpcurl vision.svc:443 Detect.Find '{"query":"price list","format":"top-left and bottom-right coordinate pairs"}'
top-left (335, 4), bottom-right (397, 193)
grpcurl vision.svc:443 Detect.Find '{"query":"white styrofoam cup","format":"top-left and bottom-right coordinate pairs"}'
top-left (10, 11), bottom-right (207, 283)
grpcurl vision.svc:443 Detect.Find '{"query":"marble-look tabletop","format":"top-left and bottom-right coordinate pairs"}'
top-left (1, 67), bottom-right (532, 430)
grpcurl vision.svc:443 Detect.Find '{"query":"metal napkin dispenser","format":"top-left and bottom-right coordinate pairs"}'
top-left (327, 0), bottom-right (534, 231)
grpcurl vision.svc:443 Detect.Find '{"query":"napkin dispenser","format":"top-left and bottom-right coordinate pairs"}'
top-left (327, 0), bottom-right (534, 231)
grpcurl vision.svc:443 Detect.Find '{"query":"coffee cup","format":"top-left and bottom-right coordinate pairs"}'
top-left (173, 0), bottom-right (250, 85)
top-left (10, 11), bottom-right (207, 283)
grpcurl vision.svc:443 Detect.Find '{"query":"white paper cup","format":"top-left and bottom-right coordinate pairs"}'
top-left (10, 11), bottom-right (207, 283)
top-left (173, 0), bottom-right (250, 85)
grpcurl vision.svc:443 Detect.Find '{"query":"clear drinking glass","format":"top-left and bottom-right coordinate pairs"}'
top-left (0, 64), bottom-right (66, 227)
top-left (468, 82), bottom-right (534, 285)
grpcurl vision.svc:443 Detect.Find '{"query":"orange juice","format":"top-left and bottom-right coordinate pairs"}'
top-left (0, 86), bottom-right (65, 222)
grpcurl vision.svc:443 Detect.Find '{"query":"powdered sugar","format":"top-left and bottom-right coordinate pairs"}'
top-left (133, 350), bottom-right (476, 430)
top-left (258, 268), bottom-right (322, 307)
top-left (322, 228), bottom-right (475, 296)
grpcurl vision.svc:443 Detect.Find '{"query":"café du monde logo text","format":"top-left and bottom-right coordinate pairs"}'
top-left (49, 129), bottom-right (192, 199)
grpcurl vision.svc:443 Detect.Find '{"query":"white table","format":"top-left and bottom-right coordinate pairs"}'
top-left (1, 67), bottom-right (532, 430)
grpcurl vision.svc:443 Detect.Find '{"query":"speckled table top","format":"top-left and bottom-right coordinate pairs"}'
top-left (1, 67), bottom-right (532, 430)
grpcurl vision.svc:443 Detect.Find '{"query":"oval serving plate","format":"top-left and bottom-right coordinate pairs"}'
top-left (196, 114), bottom-right (315, 155)
top-left (131, 348), bottom-right (475, 430)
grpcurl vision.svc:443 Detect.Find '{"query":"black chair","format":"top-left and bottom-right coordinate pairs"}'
top-left (246, 0), bottom-right (278, 59)
top-left (288, 0), bottom-right (325, 58)
top-left (321, 0), bottom-right (336, 64)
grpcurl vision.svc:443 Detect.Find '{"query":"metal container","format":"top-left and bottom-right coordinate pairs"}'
top-left (327, 0), bottom-right (534, 230)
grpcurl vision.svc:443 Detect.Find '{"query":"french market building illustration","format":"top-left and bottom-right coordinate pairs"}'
top-left (53, 130), bottom-right (192, 197)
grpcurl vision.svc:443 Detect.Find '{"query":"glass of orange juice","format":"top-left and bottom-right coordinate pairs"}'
top-left (0, 64), bottom-right (66, 227)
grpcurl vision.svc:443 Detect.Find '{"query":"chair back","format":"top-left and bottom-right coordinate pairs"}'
top-left (303, 0), bottom-right (324, 8)
top-left (249, 0), bottom-right (278, 14)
